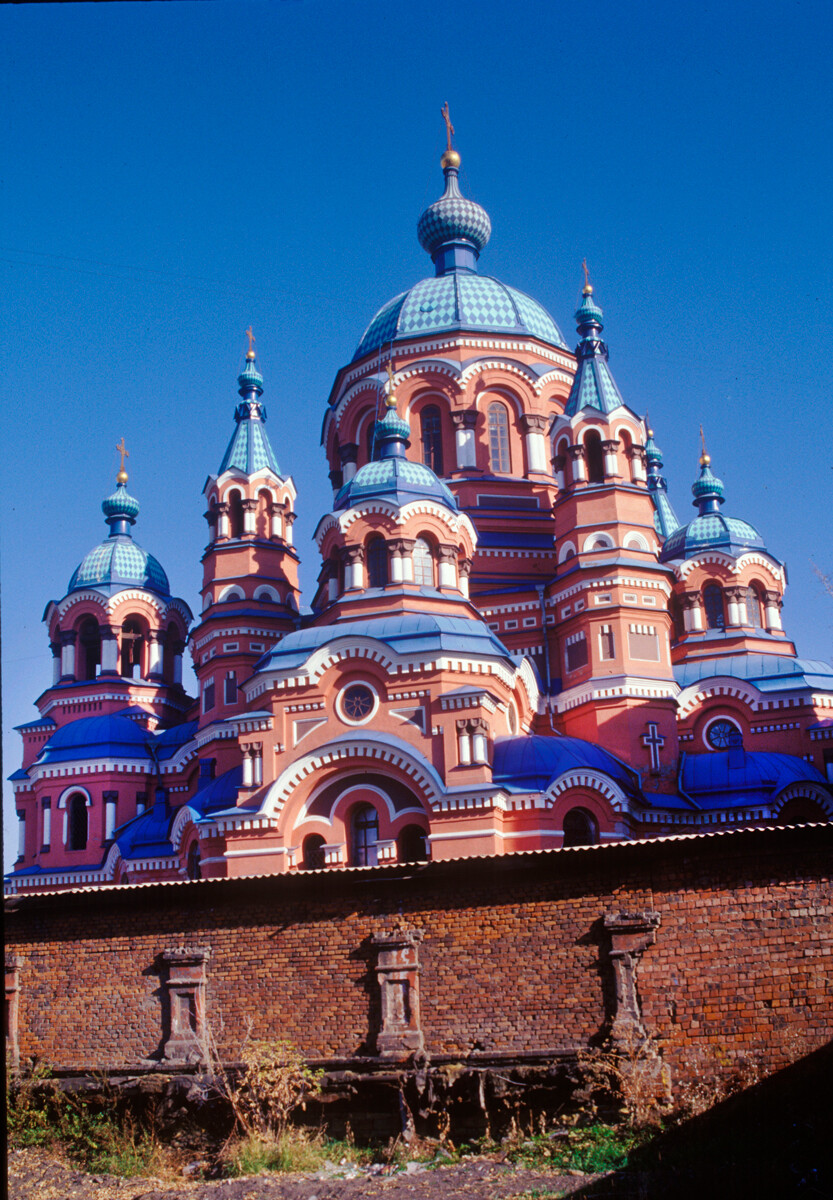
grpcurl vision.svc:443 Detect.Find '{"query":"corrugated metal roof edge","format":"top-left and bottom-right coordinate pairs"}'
top-left (5, 823), bottom-right (830, 906)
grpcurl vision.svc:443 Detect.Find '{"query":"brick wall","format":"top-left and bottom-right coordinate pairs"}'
top-left (5, 825), bottom-right (832, 1090)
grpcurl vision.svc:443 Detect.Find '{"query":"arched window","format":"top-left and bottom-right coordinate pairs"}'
top-left (585, 430), bottom-right (605, 484)
top-left (366, 536), bottom-right (388, 588)
top-left (350, 804), bottom-right (379, 866)
top-left (620, 430), bottom-right (635, 480)
top-left (420, 406), bottom-right (444, 475)
top-left (121, 619), bottom-right (144, 677)
top-left (397, 825), bottom-right (428, 864)
top-left (228, 490), bottom-right (244, 539)
top-left (302, 834), bottom-right (326, 870)
top-left (256, 489), bottom-right (272, 538)
top-left (703, 584), bottom-right (725, 630)
top-left (412, 538), bottom-right (434, 587)
top-left (562, 807), bottom-right (599, 847)
top-left (67, 793), bottom-right (88, 851)
top-left (186, 841), bottom-right (202, 881)
top-left (78, 618), bottom-right (101, 680)
top-left (744, 585), bottom-right (764, 627)
top-left (488, 403), bottom-right (511, 473)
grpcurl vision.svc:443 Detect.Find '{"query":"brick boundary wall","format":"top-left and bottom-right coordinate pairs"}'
top-left (5, 825), bottom-right (832, 1095)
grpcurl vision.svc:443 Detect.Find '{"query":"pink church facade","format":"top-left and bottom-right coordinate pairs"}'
top-left (8, 138), bottom-right (833, 893)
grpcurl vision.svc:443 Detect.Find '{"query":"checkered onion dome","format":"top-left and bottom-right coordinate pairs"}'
top-left (101, 482), bottom-right (140, 523)
top-left (417, 165), bottom-right (491, 257)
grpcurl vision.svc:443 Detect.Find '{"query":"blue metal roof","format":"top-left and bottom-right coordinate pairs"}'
top-left (14, 717), bottom-right (56, 732)
top-left (254, 612), bottom-right (515, 675)
top-left (155, 720), bottom-right (199, 760)
top-left (68, 535), bottom-right (171, 597)
top-left (682, 750), bottom-right (826, 808)
top-left (334, 455), bottom-right (458, 512)
top-left (219, 412), bottom-right (282, 476)
top-left (660, 512), bottom-right (765, 561)
top-left (34, 714), bottom-right (155, 766)
top-left (674, 654), bottom-right (833, 694)
top-left (190, 764), bottom-right (244, 815)
top-left (492, 734), bottom-right (643, 800)
top-left (354, 273), bottom-right (566, 361)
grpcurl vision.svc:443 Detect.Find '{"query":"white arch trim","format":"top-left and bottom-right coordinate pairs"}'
top-left (546, 770), bottom-right (630, 814)
top-left (254, 585), bottom-right (281, 603)
top-left (558, 540), bottom-right (577, 563)
top-left (771, 782), bottom-right (833, 817)
top-left (102, 841), bottom-right (123, 881)
top-left (623, 532), bottom-right (651, 551)
top-left (676, 677), bottom-right (763, 719)
top-left (57, 785), bottom-right (93, 808)
top-left (170, 804), bottom-right (202, 851)
top-left (295, 778), bottom-right (428, 829)
top-left (582, 532), bottom-right (615, 552)
top-left (677, 551), bottom-right (784, 581)
top-left (260, 733), bottom-right (447, 818)
top-left (217, 585), bottom-right (245, 603)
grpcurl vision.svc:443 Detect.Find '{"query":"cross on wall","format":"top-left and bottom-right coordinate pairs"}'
top-left (642, 722), bottom-right (665, 772)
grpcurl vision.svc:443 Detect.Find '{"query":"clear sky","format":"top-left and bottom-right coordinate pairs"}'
top-left (3, 0), bottom-right (833, 869)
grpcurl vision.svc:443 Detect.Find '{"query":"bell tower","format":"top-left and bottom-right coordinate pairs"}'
top-left (192, 334), bottom-right (301, 728)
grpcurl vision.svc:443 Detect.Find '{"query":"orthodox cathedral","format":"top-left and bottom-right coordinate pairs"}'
top-left (7, 124), bottom-right (833, 892)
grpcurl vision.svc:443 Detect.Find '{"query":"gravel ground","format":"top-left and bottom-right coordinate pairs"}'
top-left (8, 1148), bottom-right (603, 1200)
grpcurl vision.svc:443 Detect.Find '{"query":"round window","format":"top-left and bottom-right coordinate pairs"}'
top-left (705, 718), bottom-right (741, 750)
top-left (339, 683), bottom-right (377, 725)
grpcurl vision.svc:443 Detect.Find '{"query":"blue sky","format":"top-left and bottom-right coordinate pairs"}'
top-left (3, 0), bottom-right (833, 868)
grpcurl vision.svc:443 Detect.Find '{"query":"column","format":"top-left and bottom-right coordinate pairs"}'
top-left (471, 718), bottom-right (489, 765)
top-left (681, 591), bottom-right (703, 632)
top-left (389, 539), bottom-right (405, 584)
top-left (270, 504), bottom-right (283, 540)
top-left (100, 625), bottom-right (120, 675)
top-left (520, 414), bottom-right (549, 474)
top-left (252, 742), bottom-right (263, 787)
top-left (344, 546), bottom-right (364, 590)
top-left (41, 798), bottom-right (51, 850)
top-left (602, 911), bottom-right (661, 1045)
top-left (216, 502), bottom-right (230, 539)
top-left (242, 498), bottom-right (258, 535)
top-left (328, 467), bottom-right (344, 501)
top-left (147, 631), bottom-right (165, 679)
top-left (627, 445), bottom-right (647, 482)
top-left (764, 590), bottom-right (783, 630)
top-left (16, 811), bottom-right (25, 860)
top-left (327, 560), bottom-right (340, 602)
top-left (370, 930), bottom-right (425, 1058)
top-left (568, 444), bottom-right (587, 483)
top-left (204, 507), bottom-right (218, 544)
top-left (60, 631), bottom-right (77, 680)
top-left (339, 442), bottom-right (359, 482)
top-left (103, 791), bottom-right (118, 841)
top-left (602, 438), bottom-right (621, 478)
top-left (172, 641), bottom-right (185, 686)
top-left (437, 544), bottom-right (458, 590)
top-left (725, 587), bottom-right (744, 627)
top-left (241, 747), bottom-right (254, 788)
top-left (5, 955), bottom-right (22, 1070)
top-left (452, 410), bottom-right (478, 469)
top-left (459, 559), bottom-right (472, 599)
top-left (457, 720), bottom-right (472, 765)
top-left (284, 511), bottom-right (296, 546)
top-left (160, 947), bottom-right (211, 1065)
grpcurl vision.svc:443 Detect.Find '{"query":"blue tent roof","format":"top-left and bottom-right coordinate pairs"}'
top-left (254, 612), bottom-right (515, 675)
top-left (492, 734), bottom-right (643, 799)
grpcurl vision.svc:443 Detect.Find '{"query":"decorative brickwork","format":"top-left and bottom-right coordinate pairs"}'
top-left (5, 954), bottom-right (23, 1070)
top-left (602, 910), bottom-right (661, 1045)
top-left (159, 947), bottom-right (210, 1065)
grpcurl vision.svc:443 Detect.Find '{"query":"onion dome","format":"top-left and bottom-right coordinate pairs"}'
top-left (660, 446), bottom-right (765, 562)
top-left (218, 343), bottom-right (283, 476)
top-left (565, 277), bottom-right (629, 416)
top-left (353, 147), bottom-right (565, 361)
top-left (644, 419), bottom-right (680, 540)
top-left (68, 464), bottom-right (171, 597)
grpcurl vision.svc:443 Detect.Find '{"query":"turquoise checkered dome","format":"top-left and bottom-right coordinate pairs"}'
top-left (660, 452), bottom-right (765, 562)
top-left (218, 351), bottom-right (283, 478)
top-left (353, 152), bottom-right (566, 361)
top-left (68, 475), bottom-right (171, 597)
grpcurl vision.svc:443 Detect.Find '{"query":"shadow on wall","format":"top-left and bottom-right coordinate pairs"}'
top-left (572, 1039), bottom-right (833, 1199)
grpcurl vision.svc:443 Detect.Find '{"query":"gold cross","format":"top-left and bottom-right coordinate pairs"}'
top-left (441, 102), bottom-right (455, 152)
top-left (582, 258), bottom-right (590, 289)
top-left (116, 438), bottom-right (129, 473)
top-left (385, 360), bottom-right (396, 406)
top-left (245, 326), bottom-right (255, 354)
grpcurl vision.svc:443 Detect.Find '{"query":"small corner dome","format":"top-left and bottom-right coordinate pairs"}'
top-left (334, 456), bottom-right (458, 512)
top-left (68, 538), bottom-right (171, 597)
top-left (660, 512), bottom-right (766, 562)
top-left (36, 714), bottom-right (154, 765)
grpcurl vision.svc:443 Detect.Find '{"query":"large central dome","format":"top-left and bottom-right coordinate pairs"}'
top-left (353, 152), bottom-right (566, 361)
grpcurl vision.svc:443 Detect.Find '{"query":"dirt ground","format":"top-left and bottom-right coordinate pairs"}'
top-left (8, 1147), bottom-right (605, 1200)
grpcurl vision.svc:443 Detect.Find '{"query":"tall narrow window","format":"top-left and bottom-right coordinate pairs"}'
top-left (350, 804), bottom-right (379, 866)
top-left (703, 584), bottom-right (725, 630)
top-left (420, 406), bottom-right (444, 475)
top-left (302, 834), bottom-right (326, 870)
top-left (488, 404), bottom-right (511, 473)
top-left (744, 586), bottom-right (764, 627)
top-left (599, 625), bottom-right (615, 660)
top-left (186, 841), bottom-right (202, 880)
top-left (562, 807), bottom-right (599, 847)
top-left (224, 670), bottom-right (237, 706)
top-left (412, 538), bottom-right (434, 587)
top-left (228, 490), bottom-right (244, 539)
top-left (79, 618), bottom-right (101, 680)
top-left (565, 633), bottom-right (588, 673)
top-left (67, 793), bottom-right (88, 851)
top-left (366, 536), bottom-right (388, 588)
top-left (585, 431), bottom-right (605, 483)
top-left (121, 620), bottom-right (143, 677)
top-left (202, 677), bottom-right (215, 713)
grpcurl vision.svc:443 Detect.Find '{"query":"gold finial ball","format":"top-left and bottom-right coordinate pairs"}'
top-left (385, 393), bottom-right (397, 409)
top-left (582, 284), bottom-right (594, 296)
top-left (700, 453), bottom-right (711, 467)
top-left (646, 427), bottom-right (654, 439)
top-left (246, 349), bottom-right (256, 361)
top-left (117, 469), bottom-right (129, 484)
top-left (441, 149), bottom-right (461, 169)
